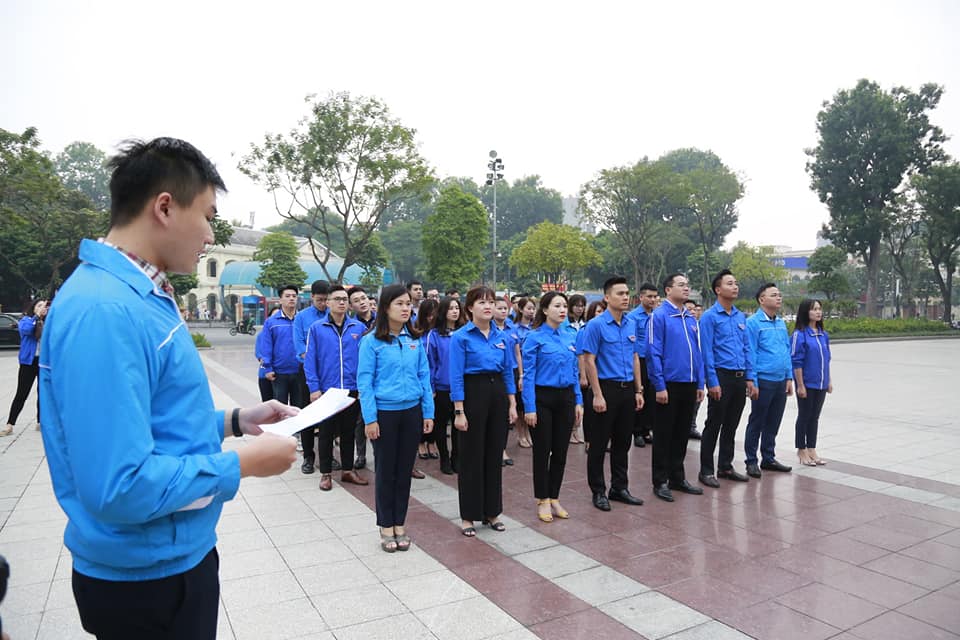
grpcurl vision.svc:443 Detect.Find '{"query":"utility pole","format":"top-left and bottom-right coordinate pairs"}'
top-left (486, 151), bottom-right (504, 289)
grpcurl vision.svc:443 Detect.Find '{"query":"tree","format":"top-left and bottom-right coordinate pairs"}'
top-left (806, 245), bottom-right (851, 301)
top-left (253, 232), bottom-right (308, 293)
top-left (883, 200), bottom-right (925, 317)
top-left (239, 92), bottom-right (434, 283)
top-left (913, 162), bottom-right (960, 323)
top-left (728, 242), bottom-right (789, 297)
top-left (660, 148), bottom-right (744, 298)
top-left (53, 141), bottom-right (111, 211)
top-left (0, 127), bottom-right (107, 305)
top-left (168, 213), bottom-right (234, 300)
top-left (578, 159), bottom-right (688, 289)
top-left (806, 79), bottom-right (946, 317)
top-left (480, 175), bottom-right (563, 243)
top-left (379, 220), bottom-right (424, 284)
top-left (509, 222), bottom-right (601, 289)
top-left (422, 186), bottom-right (488, 289)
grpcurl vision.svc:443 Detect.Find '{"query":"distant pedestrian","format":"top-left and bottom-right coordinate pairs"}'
top-left (2, 299), bottom-right (47, 436)
top-left (791, 299), bottom-right (832, 466)
top-left (255, 306), bottom-right (281, 401)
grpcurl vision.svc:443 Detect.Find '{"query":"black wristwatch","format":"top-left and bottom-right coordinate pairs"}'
top-left (231, 408), bottom-right (243, 438)
top-left (454, 409), bottom-right (463, 416)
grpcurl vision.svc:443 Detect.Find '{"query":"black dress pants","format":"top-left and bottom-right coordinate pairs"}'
top-left (371, 406), bottom-right (423, 527)
top-left (7, 357), bottom-right (39, 425)
top-left (652, 382), bottom-right (697, 487)
top-left (434, 390), bottom-right (457, 469)
top-left (632, 359), bottom-right (655, 438)
top-left (317, 390), bottom-right (360, 473)
top-left (530, 386), bottom-right (575, 499)
top-left (700, 370), bottom-right (747, 475)
top-left (458, 374), bottom-right (508, 521)
top-left (72, 548), bottom-right (219, 640)
top-left (587, 381), bottom-right (635, 495)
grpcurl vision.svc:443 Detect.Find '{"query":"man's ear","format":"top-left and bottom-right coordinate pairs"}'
top-left (151, 192), bottom-right (174, 225)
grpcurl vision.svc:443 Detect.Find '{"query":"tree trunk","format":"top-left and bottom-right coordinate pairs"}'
top-left (864, 241), bottom-right (881, 318)
top-left (943, 261), bottom-right (955, 324)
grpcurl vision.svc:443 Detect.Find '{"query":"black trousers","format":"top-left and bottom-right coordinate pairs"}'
top-left (700, 370), bottom-right (747, 475)
top-left (795, 387), bottom-right (827, 449)
top-left (632, 359), bottom-right (655, 437)
top-left (530, 386), bottom-right (575, 499)
top-left (581, 385), bottom-right (594, 443)
top-left (7, 357), bottom-right (39, 425)
top-left (292, 365), bottom-right (320, 462)
top-left (371, 406), bottom-right (422, 527)
top-left (458, 374), bottom-right (508, 521)
top-left (434, 390), bottom-right (457, 469)
top-left (317, 391), bottom-right (359, 473)
top-left (587, 380), bottom-right (635, 495)
top-left (257, 377), bottom-right (274, 402)
top-left (652, 382), bottom-right (697, 487)
top-left (72, 548), bottom-right (219, 640)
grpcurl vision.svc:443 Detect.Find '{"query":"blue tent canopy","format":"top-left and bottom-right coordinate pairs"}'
top-left (219, 260), bottom-right (367, 295)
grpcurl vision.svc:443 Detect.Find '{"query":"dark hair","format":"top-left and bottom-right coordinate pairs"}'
top-left (372, 284), bottom-right (419, 341)
top-left (445, 288), bottom-right (459, 296)
top-left (711, 269), bottom-right (734, 295)
top-left (795, 298), bottom-right (825, 332)
top-left (311, 280), bottom-right (331, 295)
top-left (755, 282), bottom-right (777, 303)
top-left (639, 282), bottom-right (657, 294)
top-left (602, 276), bottom-right (628, 294)
top-left (278, 285), bottom-right (299, 297)
top-left (662, 273), bottom-right (684, 293)
top-left (407, 280), bottom-right (423, 290)
top-left (567, 294), bottom-right (587, 321)
top-left (533, 291), bottom-right (567, 328)
top-left (328, 284), bottom-right (346, 296)
top-left (586, 300), bottom-right (606, 320)
top-left (512, 297), bottom-right (536, 324)
top-left (464, 286), bottom-right (496, 320)
top-left (347, 286), bottom-right (366, 300)
top-left (434, 297), bottom-right (466, 335)
top-left (415, 298), bottom-right (439, 333)
top-left (106, 137), bottom-right (226, 229)
top-left (684, 299), bottom-right (696, 307)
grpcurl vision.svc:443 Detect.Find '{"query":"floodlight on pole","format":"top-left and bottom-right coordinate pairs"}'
top-left (485, 150), bottom-right (505, 288)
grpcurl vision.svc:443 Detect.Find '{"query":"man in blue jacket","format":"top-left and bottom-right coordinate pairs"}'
top-left (38, 137), bottom-right (297, 639)
top-left (261, 285), bottom-right (301, 406)
top-left (304, 284), bottom-right (368, 490)
top-left (647, 273), bottom-right (705, 502)
top-left (744, 282), bottom-right (794, 477)
top-left (626, 283), bottom-right (658, 448)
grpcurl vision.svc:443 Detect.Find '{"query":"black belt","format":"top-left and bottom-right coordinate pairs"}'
top-left (464, 372), bottom-right (500, 382)
top-left (717, 368), bottom-right (746, 378)
top-left (599, 379), bottom-right (633, 388)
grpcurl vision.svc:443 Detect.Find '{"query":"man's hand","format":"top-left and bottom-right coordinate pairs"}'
top-left (454, 414), bottom-right (468, 432)
top-left (365, 421), bottom-right (380, 440)
top-left (796, 384), bottom-right (807, 399)
top-left (508, 404), bottom-right (518, 426)
top-left (525, 412), bottom-right (537, 428)
top-left (423, 419), bottom-right (434, 434)
top-left (786, 380), bottom-right (794, 396)
top-left (309, 390), bottom-right (322, 403)
top-left (593, 393), bottom-right (607, 413)
top-left (574, 404), bottom-right (584, 426)
top-left (656, 390), bottom-right (669, 405)
top-left (635, 392), bottom-right (644, 411)
top-left (696, 388), bottom-right (705, 403)
top-left (265, 371), bottom-right (276, 381)
top-left (708, 385), bottom-right (722, 401)
top-left (237, 432), bottom-right (297, 478)
top-left (239, 400), bottom-right (300, 435)
top-left (827, 382), bottom-right (833, 393)
top-left (747, 381), bottom-right (759, 400)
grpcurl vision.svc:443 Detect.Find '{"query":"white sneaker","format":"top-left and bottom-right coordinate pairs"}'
top-left (1, 424), bottom-right (12, 436)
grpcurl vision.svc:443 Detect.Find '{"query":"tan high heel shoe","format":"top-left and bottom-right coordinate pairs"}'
top-left (550, 499), bottom-right (569, 519)
top-left (537, 499), bottom-right (554, 523)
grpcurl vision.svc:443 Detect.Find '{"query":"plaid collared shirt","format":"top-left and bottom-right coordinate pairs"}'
top-left (98, 238), bottom-right (175, 296)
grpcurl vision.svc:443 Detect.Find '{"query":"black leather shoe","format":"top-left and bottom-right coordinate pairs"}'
top-left (669, 480), bottom-right (704, 495)
top-left (608, 488), bottom-right (644, 506)
top-left (746, 463), bottom-right (762, 478)
top-left (633, 435), bottom-right (646, 448)
top-left (760, 460), bottom-right (793, 472)
top-left (440, 462), bottom-right (454, 475)
top-left (354, 456), bottom-right (366, 470)
top-left (653, 483), bottom-right (674, 502)
top-left (331, 458), bottom-right (342, 471)
top-left (592, 492), bottom-right (611, 511)
top-left (301, 459), bottom-right (315, 474)
top-left (717, 469), bottom-right (749, 482)
top-left (689, 427), bottom-right (702, 440)
top-left (643, 433), bottom-right (653, 443)
top-left (698, 473), bottom-right (720, 488)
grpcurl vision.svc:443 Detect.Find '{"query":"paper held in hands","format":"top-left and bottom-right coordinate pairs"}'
top-left (260, 388), bottom-right (356, 437)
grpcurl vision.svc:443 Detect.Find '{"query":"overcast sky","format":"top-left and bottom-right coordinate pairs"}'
top-left (3, 0), bottom-right (959, 251)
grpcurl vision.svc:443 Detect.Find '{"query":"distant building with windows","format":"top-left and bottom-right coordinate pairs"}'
top-left (562, 196), bottom-right (595, 234)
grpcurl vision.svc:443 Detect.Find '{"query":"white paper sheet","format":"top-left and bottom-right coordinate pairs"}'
top-left (260, 388), bottom-right (356, 437)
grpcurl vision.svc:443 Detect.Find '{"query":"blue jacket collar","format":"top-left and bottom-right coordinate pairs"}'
top-left (79, 238), bottom-right (158, 299)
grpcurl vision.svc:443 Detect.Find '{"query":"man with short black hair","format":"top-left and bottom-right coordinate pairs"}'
top-left (627, 283), bottom-right (658, 448)
top-left (407, 280), bottom-right (424, 311)
top-left (684, 299), bottom-right (704, 441)
top-left (294, 279), bottom-right (330, 472)
top-left (262, 285), bottom-right (301, 407)
top-left (348, 286), bottom-right (375, 468)
top-left (698, 270), bottom-right (753, 488)
top-left (426, 288), bottom-right (440, 301)
top-left (580, 276), bottom-right (644, 511)
top-left (446, 288), bottom-right (460, 300)
top-left (39, 137), bottom-right (297, 639)
top-left (648, 273), bottom-right (705, 502)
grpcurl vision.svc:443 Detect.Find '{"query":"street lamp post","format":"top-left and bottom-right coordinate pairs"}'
top-left (486, 151), bottom-right (504, 289)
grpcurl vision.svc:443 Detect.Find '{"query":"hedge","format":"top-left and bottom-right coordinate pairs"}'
top-left (785, 318), bottom-right (954, 338)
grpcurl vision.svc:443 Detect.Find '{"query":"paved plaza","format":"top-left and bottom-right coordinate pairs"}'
top-left (2, 337), bottom-right (959, 639)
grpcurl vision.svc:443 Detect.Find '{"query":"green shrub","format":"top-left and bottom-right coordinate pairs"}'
top-left (784, 318), bottom-right (952, 338)
top-left (192, 332), bottom-right (211, 348)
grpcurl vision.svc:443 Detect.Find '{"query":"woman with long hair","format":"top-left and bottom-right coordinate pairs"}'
top-left (567, 294), bottom-right (587, 331)
top-left (791, 299), bottom-right (832, 467)
top-left (3, 299), bottom-right (47, 436)
top-left (416, 298), bottom-right (441, 460)
top-left (450, 286), bottom-right (518, 536)
top-left (522, 292), bottom-right (583, 523)
top-left (512, 297), bottom-right (536, 449)
top-left (357, 284), bottom-right (435, 552)
top-left (426, 296), bottom-right (465, 475)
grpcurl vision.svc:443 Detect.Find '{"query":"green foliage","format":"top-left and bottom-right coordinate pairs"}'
top-left (509, 222), bottom-right (600, 288)
top-left (169, 273), bottom-right (199, 298)
top-left (240, 92), bottom-right (434, 283)
top-left (379, 220), bottom-right (423, 284)
top-left (729, 243), bottom-right (788, 297)
top-left (686, 246), bottom-right (728, 299)
top-left (192, 332), bottom-right (211, 348)
top-left (253, 232), bottom-right (308, 293)
top-left (806, 245), bottom-right (851, 301)
top-left (422, 186), bottom-right (489, 289)
top-left (913, 162), bottom-right (960, 322)
top-left (481, 175), bottom-right (564, 241)
top-left (211, 216), bottom-right (235, 247)
top-left (806, 79), bottom-right (946, 317)
top-left (0, 127), bottom-right (108, 304)
top-left (790, 317), bottom-right (952, 338)
top-left (53, 141), bottom-right (111, 211)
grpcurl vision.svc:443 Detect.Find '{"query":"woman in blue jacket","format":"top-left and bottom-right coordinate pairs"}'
top-left (3, 299), bottom-right (47, 436)
top-left (522, 292), bottom-right (583, 523)
top-left (357, 284), bottom-right (435, 552)
top-left (426, 296), bottom-right (465, 475)
top-left (791, 299), bottom-right (832, 467)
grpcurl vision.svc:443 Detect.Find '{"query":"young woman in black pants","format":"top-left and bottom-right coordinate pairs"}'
top-left (426, 297), bottom-right (465, 475)
top-left (3, 299), bottom-right (47, 436)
